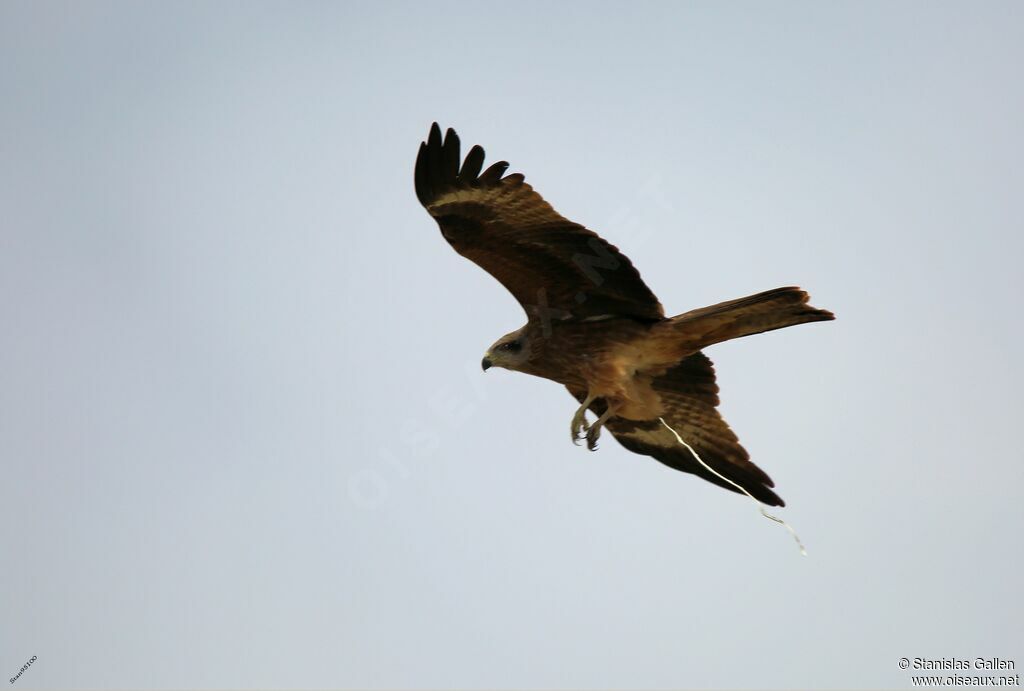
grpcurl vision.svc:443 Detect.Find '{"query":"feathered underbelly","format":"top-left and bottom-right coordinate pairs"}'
top-left (527, 318), bottom-right (684, 420)
top-left (580, 350), bottom-right (668, 420)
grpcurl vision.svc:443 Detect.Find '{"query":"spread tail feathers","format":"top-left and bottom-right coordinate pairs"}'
top-left (667, 286), bottom-right (834, 350)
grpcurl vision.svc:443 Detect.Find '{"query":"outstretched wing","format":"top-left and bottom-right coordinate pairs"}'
top-left (574, 352), bottom-right (785, 506)
top-left (415, 123), bottom-right (664, 321)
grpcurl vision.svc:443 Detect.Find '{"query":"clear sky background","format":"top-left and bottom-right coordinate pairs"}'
top-left (2, 2), bottom-right (1022, 689)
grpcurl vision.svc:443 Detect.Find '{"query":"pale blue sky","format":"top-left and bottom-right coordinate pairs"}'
top-left (2, 2), bottom-right (1022, 689)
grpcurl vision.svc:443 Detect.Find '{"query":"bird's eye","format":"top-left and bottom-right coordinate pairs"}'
top-left (502, 341), bottom-right (522, 353)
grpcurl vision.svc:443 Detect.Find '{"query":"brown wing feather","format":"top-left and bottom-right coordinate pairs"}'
top-left (415, 123), bottom-right (664, 321)
top-left (572, 352), bottom-right (785, 506)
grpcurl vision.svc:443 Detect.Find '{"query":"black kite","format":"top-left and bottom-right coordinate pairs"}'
top-left (414, 123), bottom-right (833, 506)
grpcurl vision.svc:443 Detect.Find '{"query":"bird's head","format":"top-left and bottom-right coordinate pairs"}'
top-left (482, 328), bottom-right (531, 372)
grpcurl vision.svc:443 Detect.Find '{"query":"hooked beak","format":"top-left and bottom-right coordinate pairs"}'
top-left (481, 355), bottom-right (492, 371)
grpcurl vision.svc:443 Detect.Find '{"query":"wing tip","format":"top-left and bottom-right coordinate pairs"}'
top-left (416, 124), bottom-right (521, 208)
top-left (609, 425), bottom-right (785, 506)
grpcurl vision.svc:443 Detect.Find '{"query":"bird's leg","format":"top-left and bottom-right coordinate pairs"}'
top-left (586, 398), bottom-right (622, 452)
top-left (570, 392), bottom-right (597, 445)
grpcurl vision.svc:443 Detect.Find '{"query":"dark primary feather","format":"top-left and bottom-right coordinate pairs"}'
top-left (575, 352), bottom-right (785, 506)
top-left (461, 145), bottom-right (485, 180)
top-left (415, 123), bottom-right (664, 321)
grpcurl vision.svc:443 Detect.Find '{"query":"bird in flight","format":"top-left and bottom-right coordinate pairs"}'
top-left (414, 123), bottom-right (833, 506)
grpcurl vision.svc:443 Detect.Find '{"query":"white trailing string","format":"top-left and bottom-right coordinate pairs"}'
top-left (658, 417), bottom-right (806, 556)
